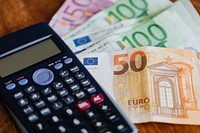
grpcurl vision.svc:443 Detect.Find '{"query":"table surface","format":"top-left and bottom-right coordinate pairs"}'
top-left (0, 0), bottom-right (200, 133)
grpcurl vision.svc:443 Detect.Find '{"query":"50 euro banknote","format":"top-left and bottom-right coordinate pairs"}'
top-left (77, 46), bottom-right (200, 124)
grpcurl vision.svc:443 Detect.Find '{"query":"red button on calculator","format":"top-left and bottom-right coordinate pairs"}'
top-left (76, 100), bottom-right (91, 111)
top-left (90, 93), bottom-right (104, 104)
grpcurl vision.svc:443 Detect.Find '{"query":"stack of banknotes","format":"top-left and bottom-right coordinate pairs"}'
top-left (49, 0), bottom-right (200, 124)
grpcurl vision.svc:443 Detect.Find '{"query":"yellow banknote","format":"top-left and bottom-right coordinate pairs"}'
top-left (77, 46), bottom-right (200, 124)
top-left (113, 46), bottom-right (200, 124)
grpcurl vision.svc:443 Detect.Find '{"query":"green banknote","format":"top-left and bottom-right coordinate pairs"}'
top-left (79, 0), bottom-right (200, 54)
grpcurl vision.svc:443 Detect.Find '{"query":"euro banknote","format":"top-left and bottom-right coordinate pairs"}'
top-left (49, 0), bottom-right (117, 37)
top-left (64, 0), bottom-right (172, 38)
top-left (63, 19), bottom-right (138, 53)
top-left (79, 0), bottom-right (200, 54)
top-left (77, 46), bottom-right (200, 124)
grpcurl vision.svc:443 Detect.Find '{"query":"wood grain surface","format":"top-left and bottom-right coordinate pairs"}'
top-left (0, 0), bottom-right (199, 133)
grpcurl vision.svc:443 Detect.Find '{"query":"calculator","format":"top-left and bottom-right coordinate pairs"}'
top-left (0, 23), bottom-right (137, 133)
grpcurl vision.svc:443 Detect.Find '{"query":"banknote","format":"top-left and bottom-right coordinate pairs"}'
top-left (63, 19), bottom-right (139, 53)
top-left (64, 0), bottom-right (172, 38)
top-left (49, 0), bottom-right (117, 37)
top-left (79, 0), bottom-right (200, 54)
top-left (169, 0), bottom-right (200, 36)
top-left (77, 46), bottom-right (200, 124)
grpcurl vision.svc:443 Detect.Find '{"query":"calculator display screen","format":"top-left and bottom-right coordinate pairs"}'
top-left (0, 39), bottom-right (61, 77)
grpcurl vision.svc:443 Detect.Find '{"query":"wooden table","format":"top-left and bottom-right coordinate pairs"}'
top-left (0, 0), bottom-right (200, 133)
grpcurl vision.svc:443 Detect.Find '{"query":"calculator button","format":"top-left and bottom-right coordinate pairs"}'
top-left (18, 79), bottom-right (28, 86)
top-left (51, 115), bottom-right (60, 123)
top-left (57, 88), bottom-right (68, 97)
top-left (64, 77), bottom-right (74, 85)
top-left (98, 104), bottom-right (111, 113)
top-left (13, 91), bottom-right (23, 99)
top-left (23, 105), bottom-right (34, 114)
top-left (35, 123), bottom-right (45, 132)
top-left (106, 114), bottom-right (119, 123)
top-left (64, 57), bottom-right (73, 64)
top-left (85, 85), bottom-right (96, 94)
top-left (75, 72), bottom-right (85, 80)
top-left (70, 66), bottom-right (79, 73)
top-left (58, 125), bottom-right (67, 133)
top-left (52, 101), bottom-right (63, 110)
top-left (35, 100), bottom-right (46, 108)
top-left (25, 86), bottom-right (35, 93)
top-left (69, 83), bottom-right (80, 91)
top-left (47, 94), bottom-right (57, 103)
top-left (18, 98), bottom-right (28, 107)
top-left (116, 124), bottom-right (127, 132)
top-left (75, 91), bottom-right (85, 99)
top-left (72, 118), bottom-right (81, 126)
top-left (28, 114), bottom-right (39, 122)
top-left (6, 83), bottom-right (16, 90)
top-left (53, 82), bottom-right (64, 90)
top-left (30, 93), bottom-right (40, 101)
top-left (80, 128), bottom-right (89, 133)
top-left (64, 108), bottom-right (74, 117)
top-left (85, 110), bottom-right (96, 119)
top-left (63, 96), bottom-right (74, 105)
top-left (41, 87), bottom-right (52, 95)
top-left (92, 120), bottom-right (105, 129)
top-left (54, 63), bottom-right (63, 70)
top-left (59, 70), bottom-right (69, 78)
top-left (90, 93), bottom-right (104, 104)
top-left (40, 108), bottom-right (51, 116)
top-left (80, 79), bottom-right (91, 87)
top-left (76, 100), bottom-right (91, 111)
top-left (32, 68), bottom-right (54, 86)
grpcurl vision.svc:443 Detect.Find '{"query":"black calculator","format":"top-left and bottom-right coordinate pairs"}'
top-left (0, 23), bottom-right (137, 133)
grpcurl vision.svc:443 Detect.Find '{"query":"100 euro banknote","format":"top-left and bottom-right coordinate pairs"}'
top-left (79, 0), bottom-right (200, 54)
top-left (77, 46), bottom-right (200, 124)
top-left (63, 19), bottom-right (138, 53)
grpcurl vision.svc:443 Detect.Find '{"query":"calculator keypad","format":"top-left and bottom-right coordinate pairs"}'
top-left (10, 56), bottom-right (133, 133)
